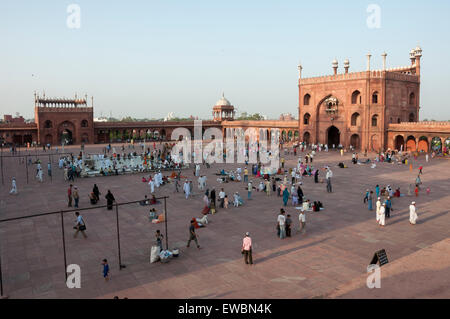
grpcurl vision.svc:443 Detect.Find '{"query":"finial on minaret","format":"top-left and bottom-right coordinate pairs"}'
top-left (366, 53), bottom-right (372, 71)
top-left (75, 93), bottom-right (78, 99)
top-left (381, 52), bottom-right (387, 70)
top-left (297, 61), bottom-right (303, 79)
top-left (91, 96), bottom-right (94, 107)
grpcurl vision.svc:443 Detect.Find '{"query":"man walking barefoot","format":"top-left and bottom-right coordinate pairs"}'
top-left (68, 184), bottom-right (73, 207)
top-left (241, 232), bottom-right (253, 265)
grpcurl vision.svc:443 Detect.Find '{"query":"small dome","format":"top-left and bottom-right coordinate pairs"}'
top-left (414, 46), bottom-right (422, 57)
top-left (344, 58), bottom-right (350, 66)
top-left (332, 58), bottom-right (338, 67)
top-left (216, 93), bottom-right (231, 106)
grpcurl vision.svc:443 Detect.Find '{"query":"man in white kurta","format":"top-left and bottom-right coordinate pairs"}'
top-left (379, 204), bottom-right (386, 226)
top-left (148, 178), bottom-right (155, 193)
top-left (183, 181), bottom-right (190, 199)
top-left (157, 171), bottom-right (163, 186)
top-left (376, 197), bottom-right (382, 222)
top-left (195, 164), bottom-right (200, 177)
top-left (10, 177), bottom-right (17, 194)
top-left (198, 176), bottom-right (203, 190)
top-left (37, 169), bottom-right (43, 182)
top-left (409, 202), bottom-right (418, 225)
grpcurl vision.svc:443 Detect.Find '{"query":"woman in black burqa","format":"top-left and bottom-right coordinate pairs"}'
top-left (105, 190), bottom-right (115, 210)
top-left (93, 184), bottom-right (101, 201)
top-left (297, 185), bottom-right (304, 204)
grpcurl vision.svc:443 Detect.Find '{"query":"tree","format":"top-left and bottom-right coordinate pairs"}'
top-left (236, 112), bottom-right (264, 120)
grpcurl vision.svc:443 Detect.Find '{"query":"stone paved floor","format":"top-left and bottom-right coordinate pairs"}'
top-left (0, 144), bottom-right (449, 298)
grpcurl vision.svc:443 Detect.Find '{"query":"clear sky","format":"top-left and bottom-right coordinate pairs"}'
top-left (1, 0), bottom-right (449, 120)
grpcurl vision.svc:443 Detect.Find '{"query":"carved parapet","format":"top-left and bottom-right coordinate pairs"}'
top-left (36, 106), bottom-right (94, 113)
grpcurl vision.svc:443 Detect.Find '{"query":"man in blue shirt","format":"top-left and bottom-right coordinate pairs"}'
top-left (102, 259), bottom-right (110, 281)
top-left (385, 197), bottom-right (393, 218)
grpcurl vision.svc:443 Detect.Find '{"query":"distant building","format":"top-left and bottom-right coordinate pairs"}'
top-left (4, 114), bottom-right (25, 124)
top-left (279, 113), bottom-right (295, 121)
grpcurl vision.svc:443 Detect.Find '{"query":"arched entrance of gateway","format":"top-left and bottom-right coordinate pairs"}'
top-left (303, 131), bottom-right (311, 144)
top-left (58, 121), bottom-right (75, 145)
top-left (350, 134), bottom-right (360, 149)
top-left (406, 136), bottom-right (416, 151)
top-left (417, 136), bottom-right (429, 153)
top-left (395, 135), bottom-right (405, 151)
top-left (327, 126), bottom-right (340, 147)
top-left (61, 129), bottom-right (73, 145)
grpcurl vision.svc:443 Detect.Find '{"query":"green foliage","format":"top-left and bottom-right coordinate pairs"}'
top-left (236, 112), bottom-right (264, 120)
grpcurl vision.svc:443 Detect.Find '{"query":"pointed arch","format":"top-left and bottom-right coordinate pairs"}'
top-left (409, 92), bottom-right (416, 106)
top-left (303, 113), bottom-right (311, 125)
top-left (351, 90), bottom-right (361, 104)
top-left (351, 112), bottom-right (361, 126)
top-left (372, 91), bottom-right (379, 104)
top-left (303, 94), bottom-right (311, 106)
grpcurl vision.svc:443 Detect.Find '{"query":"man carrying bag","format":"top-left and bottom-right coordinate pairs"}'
top-left (74, 212), bottom-right (87, 239)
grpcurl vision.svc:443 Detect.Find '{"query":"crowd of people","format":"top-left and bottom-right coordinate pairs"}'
top-left (6, 140), bottom-right (434, 275)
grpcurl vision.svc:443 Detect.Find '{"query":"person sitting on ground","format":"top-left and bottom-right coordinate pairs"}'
top-left (258, 181), bottom-right (265, 192)
top-left (302, 199), bottom-right (310, 211)
top-left (89, 192), bottom-right (98, 205)
top-left (149, 208), bottom-right (158, 221)
top-left (313, 201), bottom-right (322, 212)
top-left (191, 217), bottom-right (205, 228)
top-left (150, 194), bottom-right (157, 204)
top-left (140, 195), bottom-right (149, 206)
top-left (234, 192), bottom-right (244, 207)
top-left (196, 215), bottom-right (208, 226)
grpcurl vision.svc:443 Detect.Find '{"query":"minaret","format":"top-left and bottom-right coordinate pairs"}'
top-left (332, 58), bottom-right (338, 75)
top-left (297, 62), bottom-right (303, 79)
top-left (410, 49), bottom-right (416, 65)
top-left (414, 46), bottom-right (422, 76)
top-left (366, 53), bottom-right (372, 71)
top-left (344, 59), bottom-right (350, 74)
top-left (381, 52), bottom-right (387, 70)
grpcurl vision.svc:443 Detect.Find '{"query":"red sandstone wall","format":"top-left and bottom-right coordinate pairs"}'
top-left (35, 107), bottom-right (94, 145)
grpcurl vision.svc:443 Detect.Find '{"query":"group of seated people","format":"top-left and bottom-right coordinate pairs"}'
top-left (140, 195), bottom-right (159, 206)
top-left (301, 199), bottom-right (324, 212)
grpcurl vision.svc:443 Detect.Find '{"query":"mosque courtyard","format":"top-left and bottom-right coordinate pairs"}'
top-left (0, 143), bottom-right (449, 299)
